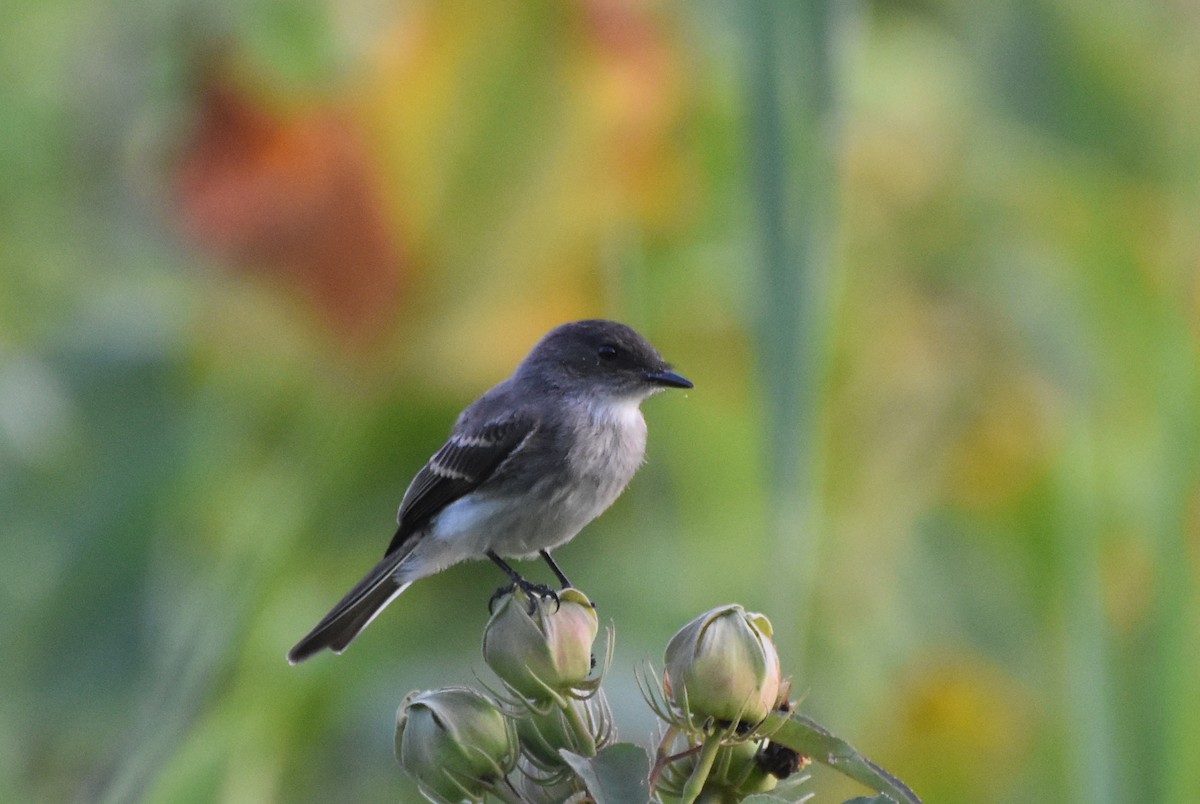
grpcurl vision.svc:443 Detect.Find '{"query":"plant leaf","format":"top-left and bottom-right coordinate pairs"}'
top-left (560, 742), bottom-right (650, 804)
top-left (761, 712), bottom-right (921, 804)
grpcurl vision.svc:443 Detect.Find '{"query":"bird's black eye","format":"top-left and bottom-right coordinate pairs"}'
top-left (597, 344), bottom-right (619, 361)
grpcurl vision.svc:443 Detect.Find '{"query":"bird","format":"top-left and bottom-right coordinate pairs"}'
top-left (287, 319), bottom-right (692, 663)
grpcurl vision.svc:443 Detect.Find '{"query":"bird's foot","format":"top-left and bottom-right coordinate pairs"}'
top-left (487, 584), bottom-right (514, 613)
top-left (488, 579), bottom-right (560, 614)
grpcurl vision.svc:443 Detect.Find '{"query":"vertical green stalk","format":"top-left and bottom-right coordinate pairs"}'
top-left (680, 732), bottom-right (724, 804)
top-left (1152, 339), bottom-right (1200, 804)
top-left (743, 0), bottom-right (853, 666)
top-left (1057, 420), bottom-right (1118, 804)
top-left (559, 696), bottom-right (598, 758)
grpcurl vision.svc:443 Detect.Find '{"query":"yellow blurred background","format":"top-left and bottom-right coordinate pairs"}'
top-left (4, 0), bottom-right (1199, 801)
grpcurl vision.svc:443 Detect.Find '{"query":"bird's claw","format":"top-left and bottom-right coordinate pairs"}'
top-left (487, 584), bottom-right (514, 614)
top-left (487, 580), bottom-right (560, 614)
top-left (518, 580), bottom-right (560, 613)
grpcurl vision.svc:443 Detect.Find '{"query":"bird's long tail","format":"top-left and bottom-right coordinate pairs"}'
top-left (287, 548), bottom-right (413, 664)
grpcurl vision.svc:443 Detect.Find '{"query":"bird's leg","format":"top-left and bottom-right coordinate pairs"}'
top-left (486, 550), bottom-right (558, 613)
top-left (538, 549), bottom-right (573, 588)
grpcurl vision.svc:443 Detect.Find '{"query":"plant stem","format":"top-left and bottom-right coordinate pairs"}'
top-left (679, 733), bottom-right (723, 804)
top-left (560, 698), bottom-right (597, 758)
top-left (744, 0), bottom-right (853, 671)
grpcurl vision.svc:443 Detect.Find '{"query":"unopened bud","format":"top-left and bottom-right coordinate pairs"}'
top-left (395, 686), bottom-right (518, 803)
top-left (663, 604), bottom-right (782, 726)
top-left (483, 587), bottom-right (599, 699)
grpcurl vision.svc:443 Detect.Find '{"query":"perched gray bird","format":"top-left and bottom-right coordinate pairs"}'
top-left (288, 319), bottom-right (691, 663)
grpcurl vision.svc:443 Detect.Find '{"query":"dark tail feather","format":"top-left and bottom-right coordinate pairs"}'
top-left (287, 552), bottom-right (412, 664)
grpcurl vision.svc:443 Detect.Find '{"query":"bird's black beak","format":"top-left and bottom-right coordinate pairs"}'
top-left (643, 368), bottom-right (693, 389)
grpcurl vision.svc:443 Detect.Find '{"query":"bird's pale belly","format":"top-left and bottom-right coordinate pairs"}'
top-left (400, 400), bottom-right (648, 577)
top-left (483, 404), bottom-right (645, 557)
top-left (485, 451), bottom-right (641, 557)
top-left (420, 473), bottom-right (627, 565)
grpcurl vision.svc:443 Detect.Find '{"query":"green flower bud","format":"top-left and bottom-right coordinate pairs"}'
top-left (395, 687), bottom-right (518, 803)
top-left (663, 604), bottom-right (782, 726)
top-left (482, 587), bottom-right (599, 699)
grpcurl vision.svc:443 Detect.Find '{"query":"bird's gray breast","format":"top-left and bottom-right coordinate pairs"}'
top-left (495, 398), bottom-right (648, 556)
top-left (564, 398), bottom-right (648, 511)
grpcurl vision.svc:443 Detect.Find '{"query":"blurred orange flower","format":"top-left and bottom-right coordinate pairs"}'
top-left (176, 72), bottom-right (406, 346)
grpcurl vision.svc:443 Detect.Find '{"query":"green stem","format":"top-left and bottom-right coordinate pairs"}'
top-left (679, 733), bottom-right (723, 804)
top-left (559, 697), bottom-right (597, 758)
top-left (1055, 423), bottom-right (1118, 804)
top-left (744, 0), bottom-right (851, 673)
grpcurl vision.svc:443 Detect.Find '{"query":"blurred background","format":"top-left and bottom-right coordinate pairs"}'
top-left (4, 0), bottom-right (1200, 801)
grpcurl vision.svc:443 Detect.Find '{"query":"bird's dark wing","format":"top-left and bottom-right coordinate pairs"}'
top-left (384, 412), bottom-right (538, 556)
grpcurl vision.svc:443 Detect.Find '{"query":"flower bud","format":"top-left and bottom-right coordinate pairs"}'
top-left (663, 604), bottom-right (782, 725)
top-left (482, 587), bottom-right (599, 699)
top-left (395, 686), bottom-right (518, 803)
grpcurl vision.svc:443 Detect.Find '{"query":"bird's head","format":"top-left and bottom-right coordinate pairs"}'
top-left (517, 319), bottom-right (692, 400)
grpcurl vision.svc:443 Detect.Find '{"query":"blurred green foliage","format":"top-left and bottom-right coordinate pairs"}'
top-left (3, 0), bottom-right (1199, 802)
